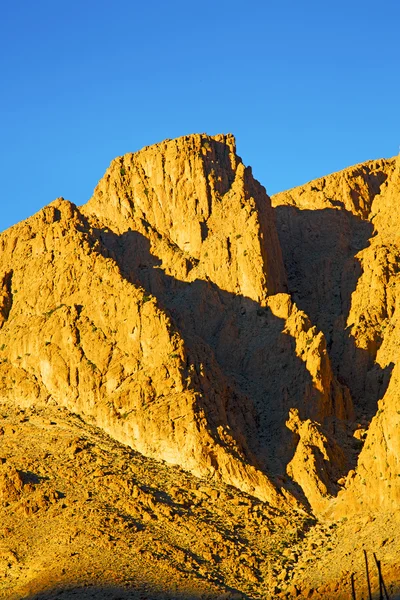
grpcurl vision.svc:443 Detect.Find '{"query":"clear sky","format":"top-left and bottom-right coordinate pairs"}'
top-left (1, 0), bottom-right (399, 232)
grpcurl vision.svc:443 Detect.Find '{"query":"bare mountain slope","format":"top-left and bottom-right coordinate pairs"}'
top-left (0, 135), bottom-right (399, 598)
top-left (272, 155), bottom-right (400, 514)
top-left (0, 134), bottom-right (352, 513)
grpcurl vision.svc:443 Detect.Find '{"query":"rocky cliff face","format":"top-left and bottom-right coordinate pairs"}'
top-left (0, 198), bottom-right (283, 505)
top-left (82, 133), bottom-right (287, 301)
top-left (1, 134), bottom-right (400, 598)
top-left (272, 155), bottom-right (400, 514)
top-left (0, 134), bottom-right (355, 513)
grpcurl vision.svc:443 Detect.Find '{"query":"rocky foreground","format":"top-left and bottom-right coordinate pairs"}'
top-left (0, 134), bottom-right (399, 599)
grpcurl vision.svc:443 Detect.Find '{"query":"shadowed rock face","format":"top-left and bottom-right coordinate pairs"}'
top-left (0, 271), bottom-right (13, 328)
top-left (83, 133), bottom-right (288, 302)
top-left (272, 156), bottom-right (400, 514)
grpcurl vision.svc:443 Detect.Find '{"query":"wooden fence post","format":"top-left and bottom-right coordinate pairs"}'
top-left (364, 550), bottom-right (372, 600)
top-left (351, 572), bottom-right (357, 600)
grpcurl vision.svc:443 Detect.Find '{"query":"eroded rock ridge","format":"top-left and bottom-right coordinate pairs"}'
top-left (0, 134), bottom-right (398, 519)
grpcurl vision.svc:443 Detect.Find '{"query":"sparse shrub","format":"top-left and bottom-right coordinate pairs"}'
top-left (44, 304), bottom-right (66, 319)
top-left (87, 359), bottom-right (97, 371)
top-left (119, 411), bottom-right (132, 420)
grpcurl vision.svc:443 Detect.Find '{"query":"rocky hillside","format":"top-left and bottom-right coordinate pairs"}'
top-left (272, 155), bottom-right (400, 515)
top-left (0, 134), bottom-right (399, 599)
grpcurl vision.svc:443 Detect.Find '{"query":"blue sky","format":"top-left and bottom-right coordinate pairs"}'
top-left (1, 0), bottom-right (399, 232)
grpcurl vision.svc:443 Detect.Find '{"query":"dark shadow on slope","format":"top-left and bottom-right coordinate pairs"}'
top-left (83, 224), bottom-right (357, 506)
top-left (273, 205), bottom-right (394, 421)
top-left (25, 582), bottom-right (248, 600)
top-left (20, 470), bottom-right (47, 485)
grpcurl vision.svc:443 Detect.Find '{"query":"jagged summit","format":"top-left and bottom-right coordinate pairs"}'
top-left (82, 131), bottom-right (287, 301)
top-left (273, 156), bottom-right (396, 219)
top-left (136, 132), bottom-right (238, 155)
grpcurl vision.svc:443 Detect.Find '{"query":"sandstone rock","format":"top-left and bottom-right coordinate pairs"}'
top-left (0, 134), bottom-right (354, 513)
top-left (272, 154), bottom-right (400, 514)
top-left (82, 133), bottom-right (287, 302)
top-left (0, 139), bottom-right (286, 507)
top-left (0, 466), bottom-right (24, 505)
top-left (0, 271), bottom-right (12, 329)
top-left (286, 409), bottom-right (346, 513)
top-left (331, 361), bottom-right (400, 516)
top-left (1, 131), bottom-right (399, 555)
top-left (272, 157), bottom-right (395, 219)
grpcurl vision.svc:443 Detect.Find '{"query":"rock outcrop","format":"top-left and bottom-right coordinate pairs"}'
top-left (0, 271), bottom-right (13, 329)
top-left (272, 155), bottom-right (400, 514)
top-left (0, 134), bottom-right (353, 512)
top-left (82, 133), bottom-right (287, 302)
top-left (0, 197), bottom-right (282, 505)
